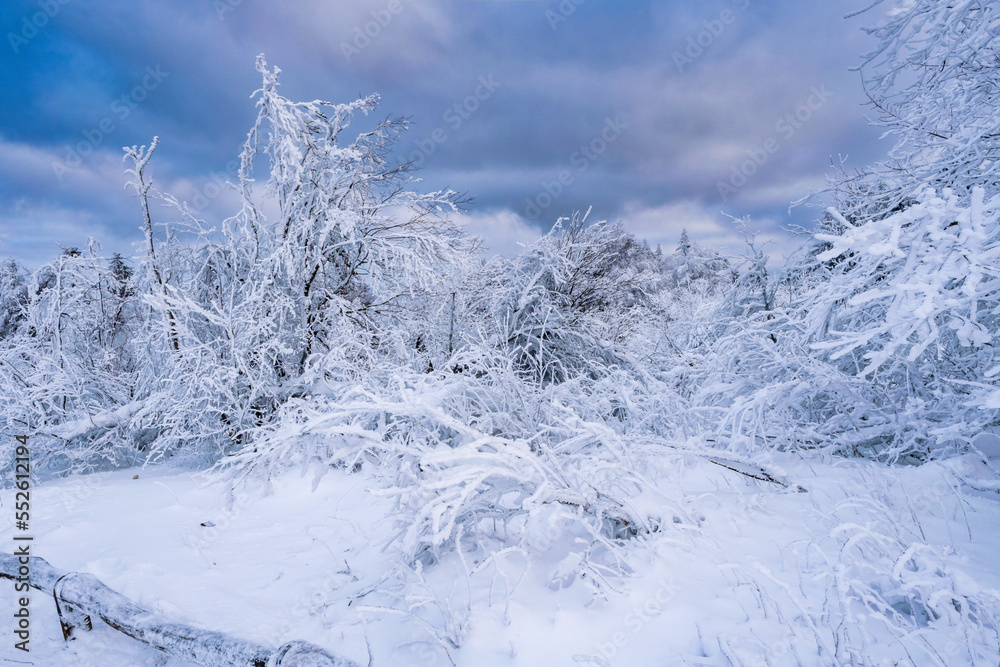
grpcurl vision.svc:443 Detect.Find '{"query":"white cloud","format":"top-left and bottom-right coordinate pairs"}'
top-left (617, 199), bottom-right (804, 263)
top-left (735, 173), bottom-right (830, 208)
top-left (455, 208), bottom-right (543, 257)
top-left (0, 137), bottom-right (264, 267)
top-left (0, 201), bottom-right (138, 268)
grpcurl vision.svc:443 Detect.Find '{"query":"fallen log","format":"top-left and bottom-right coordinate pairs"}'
top-left (0, 554), bottom-right (358, 667)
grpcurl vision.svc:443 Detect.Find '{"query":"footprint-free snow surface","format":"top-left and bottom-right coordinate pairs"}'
top-left (2, 451), bottom-right (999, 666)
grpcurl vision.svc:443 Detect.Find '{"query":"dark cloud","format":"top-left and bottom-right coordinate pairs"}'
top-left (1, 0), bottom-right (889, 266)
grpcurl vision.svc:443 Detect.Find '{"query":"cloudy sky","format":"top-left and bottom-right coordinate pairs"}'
top-left (0, 0), bottom-right (890, 267)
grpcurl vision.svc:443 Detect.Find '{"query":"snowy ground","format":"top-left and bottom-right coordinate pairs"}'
top-left (2, 449), bottom-right (999, 667)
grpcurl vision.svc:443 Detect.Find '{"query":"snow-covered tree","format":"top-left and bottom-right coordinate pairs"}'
top-left (0, 244), bottom-right (146, 472)
top-left (841, 0), bottom-right (1000, 214)
top-left (118, 55), bottom-right (475, 458)
top-left (0, 258), bottom-right (28, 341)
top-left (658, 230), bottom-right (732, 295)
top-left (241, 55), bottom-right (472, 372)
top-left (806, 187), bottom-right (999, 455)
top-left (688, 1), bottom-right (1000, 461)
top-left (463, 212), bottom-right (659, 383)
top-left (677, 229), bottom-right (691, 257)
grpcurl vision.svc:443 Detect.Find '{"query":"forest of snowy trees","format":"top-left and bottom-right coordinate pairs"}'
top-left (1, 1), bottom-right (998, 663)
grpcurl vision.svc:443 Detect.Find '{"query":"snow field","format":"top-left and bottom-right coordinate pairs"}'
top-left (2, 448), bottom-right (997, 666)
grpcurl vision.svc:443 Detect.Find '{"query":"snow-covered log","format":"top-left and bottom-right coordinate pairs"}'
top-left (0, 554), bottom-right (356, 667)
top-left (42, 397), bottom-right (158, 441)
